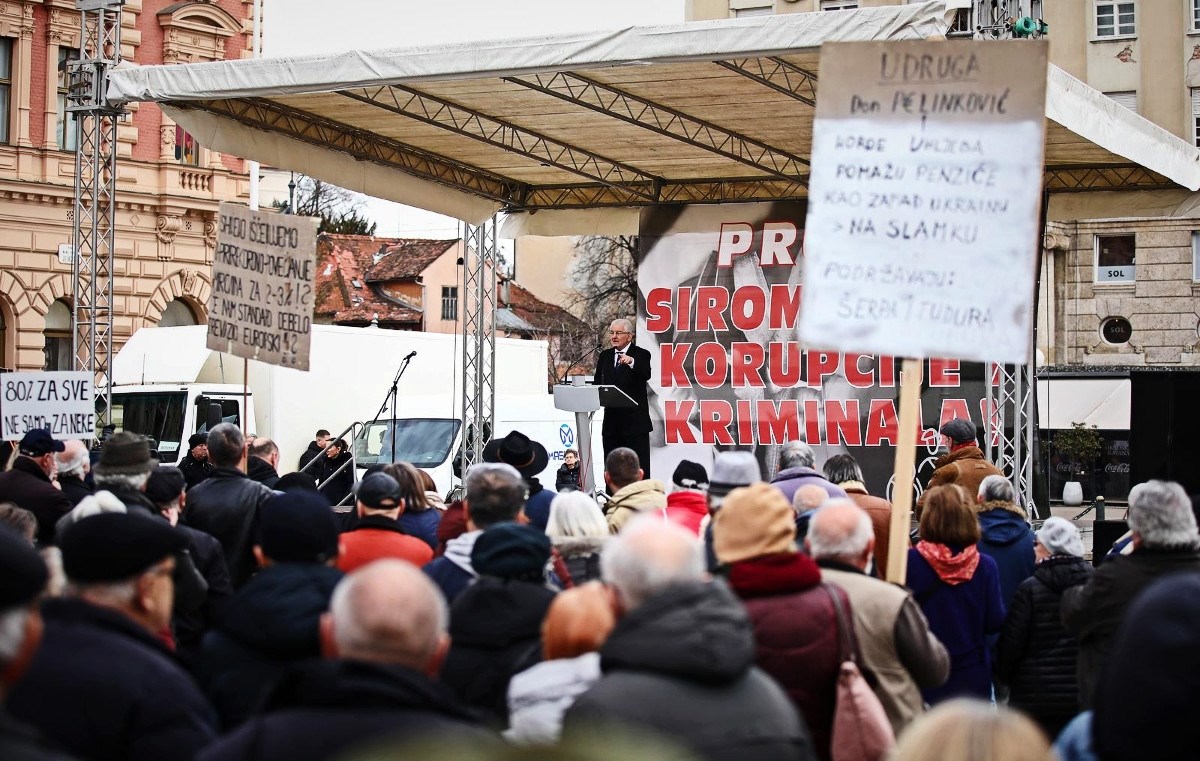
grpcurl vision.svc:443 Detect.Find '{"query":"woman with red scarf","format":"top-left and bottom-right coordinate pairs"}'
top-left (906, 484), bottom-right (1005, 705)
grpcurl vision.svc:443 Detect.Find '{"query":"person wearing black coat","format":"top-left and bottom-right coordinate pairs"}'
top-left (440, 523), bottom-right (557, 726)
top-left (313, 439), bottom-right (354, 507)
top-left (7, 514), bottom-right (219, 761)
top-left (0, 430), bottom-right (71, 546)
top-left (994, 517), bottom-right (1093, 738)
top-left (183, 424), bottom-right (277, 589)
top-left (593, 319), bottom-right (654, 477)
top-left (199, 490), bottom-right (343, 729)
top-left (178, 434), bottom-right (215, 491)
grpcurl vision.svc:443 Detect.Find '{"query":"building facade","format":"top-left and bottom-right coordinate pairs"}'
top-left (0, 0), bottom-right (252, 372)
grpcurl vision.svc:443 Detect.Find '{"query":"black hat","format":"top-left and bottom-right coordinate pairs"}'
top-left (471, 522), bottom-right (551, 581)
top-left (18, 428), bottom-right (65, 457)
top-left (93, 432), bottom-right (155, 477)
top-left (145, 466), bottom-right (186, 507)
top-left (59, 513), bottom-right (186, 583)
top-left (940, 418), bottom-right (977, 445)
top-left (259, 491), bottom-right (339, 564)
top-left (0, 526), bottom-right (48, 609)
top-left (188, 433), bottom-right (208, 449)
top-left (275, 472), bottom-right (319, 493)
top-left (357, 472), bottom-right (402, 510)
top-left (482, 430), bottom-right (549, 479)
top-left (672, 460), bottom-right (709, 490)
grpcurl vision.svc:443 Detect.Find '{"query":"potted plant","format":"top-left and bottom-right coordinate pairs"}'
top-left (1053, 422), bottom-right (1105, 506)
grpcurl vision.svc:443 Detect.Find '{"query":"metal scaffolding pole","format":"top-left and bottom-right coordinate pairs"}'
top-left (986, 362), bottom-right (1038, 517)
top-left (457, 216), bottom-right (497, 482)
top-left (69, 0), bottom-right (125, 425)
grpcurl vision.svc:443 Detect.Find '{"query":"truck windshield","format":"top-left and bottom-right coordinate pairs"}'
top-left (355, 418), bottom-right (461, 468)
top-left (108, 392), bottom-right (187, 459)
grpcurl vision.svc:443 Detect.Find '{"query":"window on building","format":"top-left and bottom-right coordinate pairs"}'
top-left (1193, 0), bottom-right (1200, 30)
top-left (1192, 232), bottom-right (1200, 282)
top-left (1192, 89), bottom-right (1200, 148)
top-left (820, 1), bottom-right (858, 10)
top-left (1094, 2), bottom-right (1135, 37)
top-left (1104, 91), bottom-right (1137, 113)
top-left (441, 286), bottom-right (458, 321)
top-left (43, 299), bottom-right (72, 371)
top-left (0, 303), bottom-right (9, 372)
top-left (56, 48), bottom-right (80, 152)
top-left (1096, 234), bottom-right (1136, 283)
top-left (175, 124), bottom-right (201, 166)
top-left (0, 38), bottom-right (12, 145)
top-left (731, 1), bottom-right (772, 18)
top-left (158, 298), bottom-right (199, 327)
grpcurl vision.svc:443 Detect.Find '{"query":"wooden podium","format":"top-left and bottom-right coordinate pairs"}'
top-left (552, 381), bottom-right (636, 494)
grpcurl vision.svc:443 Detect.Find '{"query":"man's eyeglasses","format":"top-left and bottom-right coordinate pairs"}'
top-left (608, 330), bottom-right (630, 336)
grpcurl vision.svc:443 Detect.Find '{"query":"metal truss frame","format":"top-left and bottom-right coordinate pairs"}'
top-left (714, 57), bottom-right (818, 107)
top-left (457, 217), bottom-right (497, 483)
top-left (339, 85), bottom-right (661, 200)
top-left (1044, 165), bottom-right (1176, 192)
top-left (985, 362), bottom-right (1038, 517)
top-left (69, 0), bottom-right (125, 425)
top-left (505, 71), bottom-right (808, 181)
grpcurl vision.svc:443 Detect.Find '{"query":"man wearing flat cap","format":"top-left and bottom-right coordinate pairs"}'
top-left (337, 472), bottom-right (434, 572)
top-left (0, 526), bottom-right (69, 761)
top-left (916, 418), bottom-right (1003, 518)
top-left (0, 429), bottom-right (70, 547)
top-left (7, 513), bottom-right (217, 761)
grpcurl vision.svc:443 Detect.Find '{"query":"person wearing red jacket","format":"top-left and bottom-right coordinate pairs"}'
top-left (655, 460), bottom-right (710, 537)
top-left (338, 473), bottom-right (433, 572)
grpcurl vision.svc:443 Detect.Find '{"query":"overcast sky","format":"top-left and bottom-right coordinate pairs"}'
top-left (262, 0), bottom-right (686, 236)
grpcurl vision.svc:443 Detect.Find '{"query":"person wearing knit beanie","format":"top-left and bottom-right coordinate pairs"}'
top-left (714, 484), bottom-right (848, 760)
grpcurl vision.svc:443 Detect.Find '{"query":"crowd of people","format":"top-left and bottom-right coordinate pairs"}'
top-left (0, 417), bottom-right (1197, 761)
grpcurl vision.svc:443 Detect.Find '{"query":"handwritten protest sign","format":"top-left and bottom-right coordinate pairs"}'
top-left (1, 371), bottom-right (95, 440)
top-left (208, 203), bottom-right (319, 371)
top-left (800, 40), bottom-right (1048, 364)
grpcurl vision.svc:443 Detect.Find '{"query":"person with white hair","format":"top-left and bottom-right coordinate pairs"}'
top-left (995, 516), bottom-right (1093, 738)
top-left (807, 500), bottom-right (949, 735)
top-left (563, 516), bottom-right (815, 761)
top-left (54, 440), bottom-right (93, 507)
top-left (769, 440), bottom-right (846, 504)
top-left (1062, 479), bottom-right (1200, 709)
top-left (195, 560), bottom-right (489, 761)
top-left (593, 317), bottom-right (654, 478)
top-left (975, 474), bottom-right (1036, 606)
top-left (546, 491), bottom-right (609, 584)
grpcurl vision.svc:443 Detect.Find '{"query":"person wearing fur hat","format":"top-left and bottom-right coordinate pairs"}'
top-left (714, 482), bottom-right (849, 761)
top-left (995, 516), bottom-right (1092, 738)
top-left (654, 460), bottom-right (709, 537)
top-left (974, 475), bottom-right (1036, 607)
top-left (440, 522), bottom-right (558, 727)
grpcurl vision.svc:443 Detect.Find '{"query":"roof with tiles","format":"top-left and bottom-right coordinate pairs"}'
top-left (315, 233), bottom-right (456, 326)
top-left (503, 281), bottom-right (587, 335)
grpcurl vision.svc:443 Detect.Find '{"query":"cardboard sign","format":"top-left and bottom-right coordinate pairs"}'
top-left (800, 40), bottom-right (1048, 364)
top-left (1, 371), bottom-right (96, 440)
top-left (207, 203), bottom-right (319, 371)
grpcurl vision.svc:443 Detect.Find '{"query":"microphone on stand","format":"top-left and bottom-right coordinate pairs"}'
top-left (402, 351), bottom-right (417, 361)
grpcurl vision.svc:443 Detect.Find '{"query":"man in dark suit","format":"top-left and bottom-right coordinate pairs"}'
top-left (594, 318), bottom-right (653, 477)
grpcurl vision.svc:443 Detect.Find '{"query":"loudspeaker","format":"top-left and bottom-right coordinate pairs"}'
top-left (1092, 520), bottom-right (1130, 566)
top-left (1130, 371), bottom-right (1200, 496)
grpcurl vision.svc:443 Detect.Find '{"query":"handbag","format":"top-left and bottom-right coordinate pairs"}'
top-left (825, 584), bottom-right (896, 761)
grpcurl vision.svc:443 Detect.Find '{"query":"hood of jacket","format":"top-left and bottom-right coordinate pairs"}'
top-left (978, 507), bottom-right (1031, 547)
top-left (448, 576), bottom-right (556, 649)
top-left (219, 563), bottom-right (343, 657)
top-left (443, 529), bottom-right (481, 576)
top-left (550, 534), bottom-right (607, 558)
top-left (262, 658), bottom-right (479, 722)
top-left (726, 552), bottom-right (822, 598)
top-left (665, 488), bottom-right (708, 515)
top-left (600, 579), bottom-right (754, 686)
top-left (305, 441), bottom-right (323, 454)
top-left (1034, 554), bottom-right (1093, 593)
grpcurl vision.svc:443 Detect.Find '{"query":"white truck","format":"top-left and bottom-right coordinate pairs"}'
top-left (107, 324), bottom-right (601, 496)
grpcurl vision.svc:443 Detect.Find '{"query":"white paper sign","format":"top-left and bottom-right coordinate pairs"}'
top-left (207, 203), bottom-right (319, 371)
top-left (1, 371), bottom-right (96, 440)
top-left (800, 41), bottom-right (1048, 364)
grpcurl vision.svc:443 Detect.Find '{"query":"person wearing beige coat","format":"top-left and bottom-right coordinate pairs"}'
top-left (602, 447), bottom-right (666, 534)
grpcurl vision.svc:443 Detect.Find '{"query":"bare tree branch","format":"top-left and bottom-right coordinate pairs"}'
top-left (564, 236), bottom-right (638, 339)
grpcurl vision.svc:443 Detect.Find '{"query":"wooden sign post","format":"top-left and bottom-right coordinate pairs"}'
top-left (885, 358), bottom-right (923, 583)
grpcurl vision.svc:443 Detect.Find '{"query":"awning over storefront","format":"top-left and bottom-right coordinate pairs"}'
top-left (1037, 378), bottom-right (1131, 430)
top-left (106, 1), bottom-right (1200, 235)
